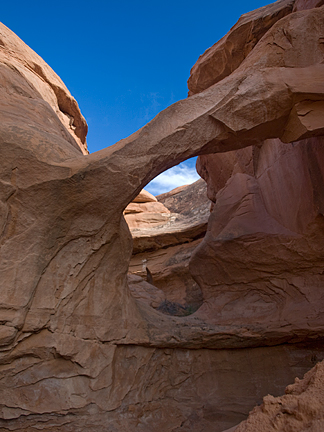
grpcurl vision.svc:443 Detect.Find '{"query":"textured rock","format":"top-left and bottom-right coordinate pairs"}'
top-left (187, 0), bottom-right (324, 96)
top-left (128, 180), bottom-right (210, 314)
top-left (130, 179), bottom-right (210, 254)
top-left (234, 359), bottom-right (324, 432)
top-left (125, 208), bottom-right (171, 229)
top-left (125, 201), bottom-right (169, 215)
top-left (124, 189), bottom-right (170, 229)
top-left (0, 2), bottom-right (324, 431)
top-left (196, 148), bottom-right (254, 204)
top-left (0, 23), bottom-right (88, 154)
top-left (0, 342), bottom-right (323, 432)
top-left (187, 0), bottom-right (295, 95)
top-left (129, 239), bottom-right (204, 314)
top-left (293, 0), bottom-right (324, 11)
top-left (133, 189), bottom-right (157, 203)
top-left (128, 273), bottom-right (166, 308)
top-left (156, 178), bottom-right (209, 213)
top-left (191, 137), bottom-right (324, 340)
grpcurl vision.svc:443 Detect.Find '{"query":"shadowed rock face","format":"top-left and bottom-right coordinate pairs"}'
top-left (189, 2), bottom-right (324, 346)
top-left (192, 137), bottom-right (324, 337)
top-left (0, 2), bottom-right (324, 431)
top-left (233, 358), bottom-right (324, 432)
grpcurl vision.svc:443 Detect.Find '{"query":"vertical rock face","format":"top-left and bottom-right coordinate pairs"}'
top-left (187, 1), bottom-right (324, 431)
top-left (189, 2), bottom-right (324, 342)
top-left (0, 1), bottom-right (324, 431)
top-left (192, 136), bottom-right (324, 339)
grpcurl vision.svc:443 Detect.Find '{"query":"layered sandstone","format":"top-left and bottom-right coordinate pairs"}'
top-left (128, 179), bottom-right (210, 315)
top-left (187, 0), bottom-right (324, 96)
top-left (0, 2), bottom-right (324, 431)
top-left (189, 1), bottom-right (324, 346)
top-left (124, 189), bottom-right (171, 229)
top-left (188, 1), bottom-right (324, 430)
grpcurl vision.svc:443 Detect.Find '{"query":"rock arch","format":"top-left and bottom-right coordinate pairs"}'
top-left (0, 5), bottom-right (324, 430)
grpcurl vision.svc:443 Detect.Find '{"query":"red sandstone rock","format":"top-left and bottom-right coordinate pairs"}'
top-left (0, 23), bottom-right (88, 154)
top-left (293, 0), bottom-right (324, 11)
top-left (128, 180), bottom-right (209, 314)
top-left (156, 184), bottom-right (188, 201)
top-left (197, 148), bottom-right (254, 203)
top-left (124, 201), bottom-right (169, 215)
top-left (233, 360), bottom-right (324, 432)
top-left (127, 273), bottom-right (166, 308)
top-left (0, 2), bottom-right (324, 431)
top-left (132, 189), bottom-right (157, 203)
top-left (124, 189), bottom-right (170, 229)
top-left (191, 137), bottom-right (324, 338)
top-left (187, 0), bottom-right (295, 95)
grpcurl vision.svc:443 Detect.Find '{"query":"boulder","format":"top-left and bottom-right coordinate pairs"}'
top-left (124, 189), bottom-right (169, 229)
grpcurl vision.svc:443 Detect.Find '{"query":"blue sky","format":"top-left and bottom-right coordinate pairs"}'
top-left (2, 0), bottom-right (270, 194)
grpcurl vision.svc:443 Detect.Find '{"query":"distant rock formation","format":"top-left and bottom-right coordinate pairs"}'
top-left (124, 188), bottom-right (171, 229)
top-left (0, 0), bottom-right (324, 431)
top-left (127, 180), bottom-right (210, 315)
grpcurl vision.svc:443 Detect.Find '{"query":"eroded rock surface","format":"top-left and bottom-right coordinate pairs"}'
top-left (233, 359), bottom-right (324, 432)
top-left (192, 136), bottom-right (324, 341)
top-left (124, 189), bottom-right (171, 229)
top-left (0, 1), bottom-right (324, 431)
top-left (0, 23), bottom-right (88, 155)
top-left (128, 180), bottom-right (209, 315)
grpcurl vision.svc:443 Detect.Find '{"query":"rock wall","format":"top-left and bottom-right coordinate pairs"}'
top-left (189, 0), bottom-right (324, 348)
top-left (188, 0), bottom-right (324, 430)
top-left (0, 1), bottom-right (324, 431)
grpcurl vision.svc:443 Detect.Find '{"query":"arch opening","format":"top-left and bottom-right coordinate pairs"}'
top-left (125, 157), bottom-right (210, 317)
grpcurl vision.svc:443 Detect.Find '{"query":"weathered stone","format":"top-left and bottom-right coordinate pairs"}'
top-left (124, 192), bottom-right (171, 229)
top-left (128, 180), bottom-right (210, 314)
top-left (132, 189), bottom-right (157, 203)
top-left (293, 0), bottom-right (324, 11)
top-left (156, 178), bottom-right (209, 213)
top-left (0, 2), bottom-right (324, 431)
top-left (187, 0), bottom-right (295, 95)
top-left (0, 342), bottom-right (323, 432)
top-left (124, 201), bottom-right (170, 215)
top-left (196, 148), bottom-right (254, 204)
top-left (0, 325), bottom-right (17, 346)
top-left (233, 359), bottom-right (324, 432)
top-left (128, 273), bottom-right (166, 308)
top-left (129, 239), bottom-right (204, 312)
top-left (0, 23), bottom-right (88, 154)
top-left (125, 211), bottom-right (171, 229)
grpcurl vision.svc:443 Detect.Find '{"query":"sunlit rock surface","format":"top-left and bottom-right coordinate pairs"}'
top-left (0, 1), bottom-right (324, 430)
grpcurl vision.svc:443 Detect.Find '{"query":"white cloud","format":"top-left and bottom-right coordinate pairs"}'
top-left (145, 162), bottom-right (200, 196)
